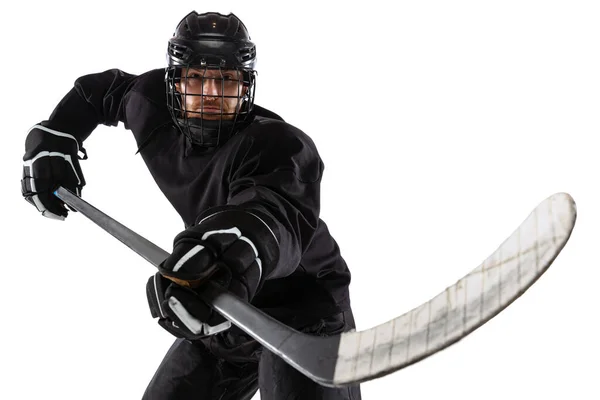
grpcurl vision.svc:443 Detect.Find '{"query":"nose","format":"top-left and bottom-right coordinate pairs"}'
top-left (202, 78), bottom-right (221, 97)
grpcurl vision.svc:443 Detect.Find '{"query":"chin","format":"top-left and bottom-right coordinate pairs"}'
top-left (184, 113), bottom-right (235, 121)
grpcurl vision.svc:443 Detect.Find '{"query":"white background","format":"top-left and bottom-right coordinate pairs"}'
top-left (1, 0), bottom-right (598, 399)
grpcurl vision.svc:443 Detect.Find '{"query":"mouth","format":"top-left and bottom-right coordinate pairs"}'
top-left (199, 106), bottom-right (223, 112)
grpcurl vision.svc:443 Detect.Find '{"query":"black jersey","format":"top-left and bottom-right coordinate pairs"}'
top-left (40, 68), bottom-right (352, 325)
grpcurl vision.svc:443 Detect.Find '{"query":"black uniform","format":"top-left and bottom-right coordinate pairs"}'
top-left (40, 67), bottom-right (361, 399)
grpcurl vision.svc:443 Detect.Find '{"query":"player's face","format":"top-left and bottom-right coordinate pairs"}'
top-left (174, 67), bottom-right (247, 120)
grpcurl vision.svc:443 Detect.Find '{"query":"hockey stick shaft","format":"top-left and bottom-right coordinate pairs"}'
top-left (53, 187), bottom-right (337, 384)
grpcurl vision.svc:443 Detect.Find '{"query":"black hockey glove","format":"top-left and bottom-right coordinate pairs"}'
top-left (21, 124), bottom-right (87, 220)
top-left (146, 209), bottom-right (279, 340)
top-left (146, 272), bottom-right (232, 340)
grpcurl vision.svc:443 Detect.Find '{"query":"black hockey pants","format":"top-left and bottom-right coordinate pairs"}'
top-left (142, 310), bottom-right (362, 399)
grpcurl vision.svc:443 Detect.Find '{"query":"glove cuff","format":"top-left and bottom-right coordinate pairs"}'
top-left (23, 124), bottom-right (88, 161)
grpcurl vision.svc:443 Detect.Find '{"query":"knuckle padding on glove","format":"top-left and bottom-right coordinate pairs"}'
top-left (171, 244), bottom-right (212, 273)
top-left (164, 209), bottom-right (277, 300)
top-left (201, 227), bottom-right (241, 253)
top-left (193, 208), bottom-right (280, 281)
top-left (220, 240), bottom-right (260, 274)
top-left (158, 242), bottom-right (217, 281)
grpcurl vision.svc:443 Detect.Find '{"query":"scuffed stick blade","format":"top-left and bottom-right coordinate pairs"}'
top-left (330, 192), bottom-right (576, 386)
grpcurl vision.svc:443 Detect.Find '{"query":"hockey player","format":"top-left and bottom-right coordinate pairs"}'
top-left (21, 11), bottom-right (362, 400)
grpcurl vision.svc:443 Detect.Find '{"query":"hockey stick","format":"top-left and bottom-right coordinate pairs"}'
top-left (54, 187), bottom-right (576, 387)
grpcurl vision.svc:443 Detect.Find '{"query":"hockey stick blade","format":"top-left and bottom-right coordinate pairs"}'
top-left (54, 187), bottom-right (576, 387)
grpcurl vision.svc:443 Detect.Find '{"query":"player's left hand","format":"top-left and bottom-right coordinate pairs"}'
top-left (146, 210), bottom-right (272, 339)
top-left (146, 272), bottom-right (232, 339)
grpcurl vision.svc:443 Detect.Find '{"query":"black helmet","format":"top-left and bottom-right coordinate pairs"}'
top-left (165, 11), bottom-right (257, 150)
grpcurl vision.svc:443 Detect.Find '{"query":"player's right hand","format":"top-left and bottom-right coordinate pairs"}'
top-left (21, 124), bottom-right (87, 220)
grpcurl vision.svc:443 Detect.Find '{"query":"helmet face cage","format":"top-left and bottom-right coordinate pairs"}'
top-left (165, 63), bottom-right (257, 147)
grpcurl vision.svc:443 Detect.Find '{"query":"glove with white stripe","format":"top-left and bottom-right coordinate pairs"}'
top-left (146, 209), bottom-right (279, 340)
top-left (21, 124), bottom-right (87, 220)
